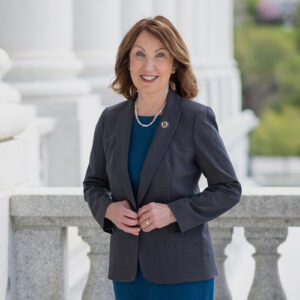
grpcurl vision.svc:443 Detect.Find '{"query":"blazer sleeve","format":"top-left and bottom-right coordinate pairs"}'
top-left (83, 108), bottom-right (115, 234)
top-left (167, 106), bottom-right (242, 233)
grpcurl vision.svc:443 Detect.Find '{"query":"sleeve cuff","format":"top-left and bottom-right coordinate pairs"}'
top-left (167, 200), bottom-right (190, 233)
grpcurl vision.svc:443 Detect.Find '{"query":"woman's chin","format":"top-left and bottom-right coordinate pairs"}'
top-left (137, 84), bottom-right (169, 95)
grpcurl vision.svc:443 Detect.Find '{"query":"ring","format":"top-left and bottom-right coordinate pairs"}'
top-left (145, 219), bottom-right (150, 226)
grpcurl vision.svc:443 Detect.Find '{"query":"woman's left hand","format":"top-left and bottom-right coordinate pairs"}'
top-left (137, 202), bottom-right (176, 232)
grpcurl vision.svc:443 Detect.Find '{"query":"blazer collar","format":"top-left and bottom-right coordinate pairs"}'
top-left (115, 87), bottom-right (182, 211)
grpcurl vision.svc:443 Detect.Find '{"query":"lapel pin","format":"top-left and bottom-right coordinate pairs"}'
top-left (160, 121), bottom-right (169, 128)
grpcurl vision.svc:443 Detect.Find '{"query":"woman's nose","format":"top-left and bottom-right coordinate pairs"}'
top-left (143, 58), bottom-right (156, 70)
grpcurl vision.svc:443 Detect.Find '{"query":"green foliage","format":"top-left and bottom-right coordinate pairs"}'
top-left (234, 24), bottom-right (297, 113)
top-left (235, 2), bottom-right (300, 156)
top-left (250, 106), bottom-right (300, 156)
top-left (275, 54), bottom-right (300, 108)
top-left (236, 25), bottom-right (294, 75)
top-left (245, 0), bottom-right (260, 22)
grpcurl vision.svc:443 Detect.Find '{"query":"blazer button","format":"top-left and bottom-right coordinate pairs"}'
top-left (160, 121), bottom-right (169, 128)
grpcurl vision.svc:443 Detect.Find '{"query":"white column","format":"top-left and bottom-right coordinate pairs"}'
top-left (73, 0), bottom-right (124, 183)
top-left (0, 50), bottom-right (27, 142)
top-left (192, 0), bottom-right (236, 114)
top-left (120, 0), bottom-right (153, 36)
top-left (74, 0), bottom-right (121, 96)
top-left (0, 0), bottom-right (99, 186)
top-left (193, 0), bottom-right (212, 61)
top-left (189, 0), bottom-right (256, 181)
top-left (192, 0), bottom-right (243, 118)
top-left (0, 48), bottom-right (29, 300)
top-left (153, 0), bottom-right (176, 22)
top-left (175, 0), bottom-right (194, 57)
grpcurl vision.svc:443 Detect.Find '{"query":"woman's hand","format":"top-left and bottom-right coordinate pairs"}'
top-left (105, 200), bottom-right (141, 236)
top-left (137, 202), bottom-right (176, 232)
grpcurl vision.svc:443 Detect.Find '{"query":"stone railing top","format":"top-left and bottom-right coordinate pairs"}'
top-left (11, 187), bottom-right (88, 217)
top-left (10, 186), bottom-right (300, 228)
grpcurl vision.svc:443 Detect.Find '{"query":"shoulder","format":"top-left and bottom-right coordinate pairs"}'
top-left (180, 97), bottom-right (208, 115)
top-left (98, 98), bottom-right (132, 122)
top-left (103, 99), bottom-right (131, 115)
top-left (94, 99), bottom-right (131, 133)
top-left (178, 95), bottom-right (215, 123)
top-left (175, 94), bottom-right (218, 134)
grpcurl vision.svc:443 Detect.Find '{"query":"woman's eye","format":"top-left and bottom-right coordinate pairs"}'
top-left (156, 52), bottom-right (165, 58)
top-left (136, 51), bottom-right (144, 57)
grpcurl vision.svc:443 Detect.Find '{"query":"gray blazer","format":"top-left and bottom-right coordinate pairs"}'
top-left (83, 87), bottom-right (242, 284)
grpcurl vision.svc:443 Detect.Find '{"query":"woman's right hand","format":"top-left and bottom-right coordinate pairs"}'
top-left (105, 200), bottom-right (141, 236)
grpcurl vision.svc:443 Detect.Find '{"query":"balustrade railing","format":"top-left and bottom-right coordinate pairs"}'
top-left (10, 187), bottom-right (300, 300)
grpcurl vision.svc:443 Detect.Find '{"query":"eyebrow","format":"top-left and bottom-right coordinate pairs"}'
top-left (132, 45), bottom-right (167, 52)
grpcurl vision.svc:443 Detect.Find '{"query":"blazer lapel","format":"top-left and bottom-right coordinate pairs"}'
top-left (115, 100), bottom-right (137, 211)
top-left (114, 87), bottom-right (182, 210)
top-left (137, 88), bottom-right (182, 205)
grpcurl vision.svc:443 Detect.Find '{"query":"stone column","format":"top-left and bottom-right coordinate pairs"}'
top-left (120, 0), bottom-right (153, 36)
top-left (210, 227), bottom-right (233, 300)
top-left (0, 48), bottom-right (29, 300)
top-left (73, 0), bottom-right (128, 178)
top-left (191, 0), bottom-right (239, 119)
top-left (78, 227), bottom-right (113, 300)
top-left (175, 0), bottom-right (195, 57)
top-left (152, 0), bottom-right (176, 21)
top-left (244, 227), bottom-right (288, 300)
top-left (0, 0), bottom-right (100, 186)
top-left (74, 0), bottom-right (121, 96)
top-left (0, 49), bottom-right (28, 143)
top-left (191, 0), bottom-right (256, 181)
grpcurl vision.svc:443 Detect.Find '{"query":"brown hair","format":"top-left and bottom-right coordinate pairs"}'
top-left (109, 15), bottom-right (198, 100)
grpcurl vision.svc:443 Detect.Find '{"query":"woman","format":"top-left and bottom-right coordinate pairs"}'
top-left (83, 15), bottom-right (242, 300)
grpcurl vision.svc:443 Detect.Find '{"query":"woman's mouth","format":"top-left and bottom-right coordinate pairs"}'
top-left (140, 75), bottom-right (158, 83)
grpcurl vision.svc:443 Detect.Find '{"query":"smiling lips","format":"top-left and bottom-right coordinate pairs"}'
top-left (141, 75), bottom-right (158, 82)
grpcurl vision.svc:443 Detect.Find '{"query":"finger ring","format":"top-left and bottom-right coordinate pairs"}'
top-left (145, 218), bottom-right (150, 226)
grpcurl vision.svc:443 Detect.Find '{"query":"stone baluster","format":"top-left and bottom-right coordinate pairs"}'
top-left (209, 227), bottom-right (233, 300)
top-left (244, 227), bottom-right (288, 300)
top-left (13, 222), bottom-right (68, 300)
top-left (78, 227), bottom-right (113, 300)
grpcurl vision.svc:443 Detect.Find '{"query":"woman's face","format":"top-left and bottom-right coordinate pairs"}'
top-left (129, 30), bottom-right (174, 97)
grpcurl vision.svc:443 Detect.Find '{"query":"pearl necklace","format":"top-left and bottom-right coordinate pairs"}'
top-left (134, 99), bottom-right (166, 127)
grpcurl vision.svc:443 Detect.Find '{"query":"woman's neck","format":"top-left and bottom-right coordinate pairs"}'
top-left (136, 89), bottom-right (168, 116)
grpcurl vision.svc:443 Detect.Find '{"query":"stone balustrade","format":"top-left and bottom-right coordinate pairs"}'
top-left (10, 187), bottom-right (300, 300)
